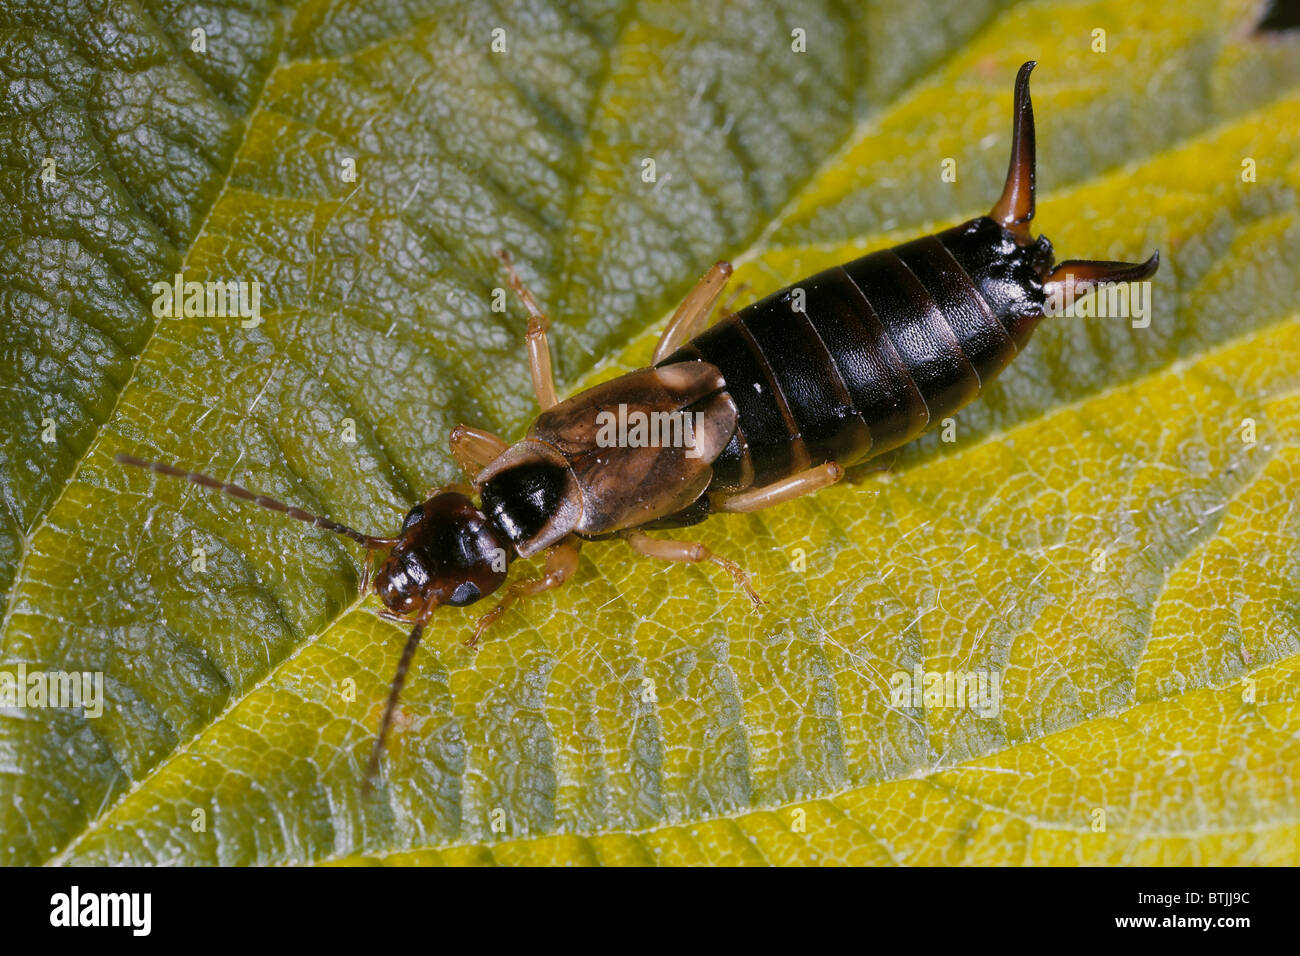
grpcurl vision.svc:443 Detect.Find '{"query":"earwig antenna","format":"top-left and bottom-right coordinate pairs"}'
top-left (1042, 252), bottom-right (1160, 303)
top-left (362, 597), bottom-right (439, 793)
top-left (991, 60), bottom-right (1038, 240)
top-left (114, 453), bottom-right (398, 549)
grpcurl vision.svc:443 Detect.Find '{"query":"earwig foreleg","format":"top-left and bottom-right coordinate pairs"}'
top-left (624, 530), bottom-right (762, 606)
top-left (468, 534), bottom-right (582, 646)
top-left (496, 249), bottom-right (558, 410)
top-left (711, 462), bottom-right (845, 513)
top-left (652, 260), bottom-right (733, 364)
top-left (360, 547), bottom-right (378, 597)
top-left (449, 424), bottom-right (508, 482)
top-left (423, 482), bottom-right (477, 501)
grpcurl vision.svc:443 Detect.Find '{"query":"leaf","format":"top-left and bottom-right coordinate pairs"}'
top-left (3, 0), bottom-right (1299, 866)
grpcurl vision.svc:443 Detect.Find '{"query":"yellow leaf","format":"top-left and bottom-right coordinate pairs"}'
top-left (3, 0), bottom-right (1299, 866)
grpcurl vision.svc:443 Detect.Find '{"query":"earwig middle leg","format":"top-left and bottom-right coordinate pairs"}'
top-left (496, 249), bottom-right (558, 410)
top-left (449, 423), bottom-right (508, 482)
top-left (712, 462), bottom-right (845, 513)
top-left (652, 260), bottom-right (733, 364)
top-left (624, 530), bottom-right (762, 606)
top-left (468, 534), bottom-right (583, 646)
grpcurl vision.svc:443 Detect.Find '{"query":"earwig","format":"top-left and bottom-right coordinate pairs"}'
top-left (115, 61), bottom-right (1158, 790)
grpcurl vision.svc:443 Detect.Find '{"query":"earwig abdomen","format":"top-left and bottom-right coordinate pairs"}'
top-left (655, 60), bottom-right (1159, 499)
top-left (658, 214), bottom-right (1056, 492)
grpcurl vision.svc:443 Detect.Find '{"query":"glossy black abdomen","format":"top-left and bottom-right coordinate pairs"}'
top-left (658, 216), bottom-right (1054, 493)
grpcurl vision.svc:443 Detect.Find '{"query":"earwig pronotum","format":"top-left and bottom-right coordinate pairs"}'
top-left (116, 62), bottom-right (1157, 789)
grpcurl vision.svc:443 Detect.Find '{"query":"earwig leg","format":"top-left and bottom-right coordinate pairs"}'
top-left (422, 482), bottom-right (477, 502)
top-left (710, 280), bottom-right (750, 325)
top-left (449, 424), bottom-right (508, 482)
top-left (468, 535), bottom-right (582, 646)
top-left (624, 530), bottom-right (762, 607)
top-left (845, 453), bottom-right (897, 485)
top-left (360, 548), bottom-right (378, 597)
top-left (652, 260), bottom-right (733, 364)
top-left (711, 462), bottom-right (845, 513)
top-left (496, 249), bottom-right (558, 410)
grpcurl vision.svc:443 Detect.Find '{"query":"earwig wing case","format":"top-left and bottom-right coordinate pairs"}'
top-left (2, 0), bottom-right (1299, 872)
top-left (527, 363), bottom-right (738, 535)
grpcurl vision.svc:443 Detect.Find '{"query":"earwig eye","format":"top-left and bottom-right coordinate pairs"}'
top-left (401, 504), bottom-right (425, 531)
top-left (449, 581), bottom-right (482, 606)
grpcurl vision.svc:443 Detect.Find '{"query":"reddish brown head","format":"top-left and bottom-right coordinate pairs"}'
top-left (373, 491), bottom-right (512, 615)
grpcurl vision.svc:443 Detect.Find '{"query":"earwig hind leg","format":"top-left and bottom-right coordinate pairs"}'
top-left (449, 424), bottom-right (507, 482)
top-left (624, 530), bottom-right (762, 607)
top-left (496, 249), bottom-right (558, 410)
top-left (710, 280), bottom-right (750, 325)
top-left (845, 452), bottom-right (897, 485)
top-left (652, 260), bottom-right (733, 364)
top-left (468, 535), bottom-right (582, 647)
top-left (711, 461), bottom-right (845, 513)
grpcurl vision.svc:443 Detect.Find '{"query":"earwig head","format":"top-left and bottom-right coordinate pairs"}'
top-left (113, 455), bottom-right (518, 794)
top-left (372, 491), bottom-right (512, 614)
top-left (362, 489), bottom-right (515, 794)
